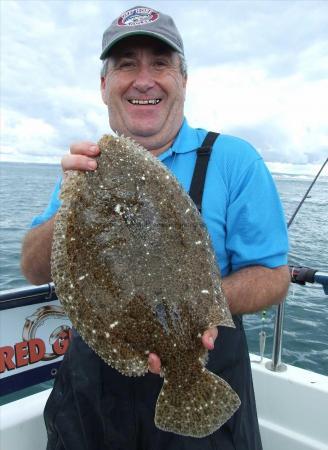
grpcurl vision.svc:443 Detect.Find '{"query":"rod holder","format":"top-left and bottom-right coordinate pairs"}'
top-left (266, 301), bottom-right (287, 372)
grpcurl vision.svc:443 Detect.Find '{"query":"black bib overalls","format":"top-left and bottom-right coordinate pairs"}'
top-left (45, 133), bottom-right (263, 450)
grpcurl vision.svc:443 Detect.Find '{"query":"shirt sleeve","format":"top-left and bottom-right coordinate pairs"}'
top-left (226, 158), bottom-right (289, 272)
top-left (31, 177), bottom-right (62, 228)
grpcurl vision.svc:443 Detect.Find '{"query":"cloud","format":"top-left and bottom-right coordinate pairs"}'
top-left (185, 63), bottom-right (328, 165)
top-left (168, 1), bottom-right (328, 76)
top-left (1, 108), bottom-right (59, 161)
top-left (1, 0), bottom-right (327, 172)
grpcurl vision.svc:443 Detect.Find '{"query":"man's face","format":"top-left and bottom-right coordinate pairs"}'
top-left (101, 36), bottom-right (187, 154)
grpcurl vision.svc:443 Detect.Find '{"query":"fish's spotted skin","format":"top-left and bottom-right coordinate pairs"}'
top-left (52, 134), bottom-right (240, 438)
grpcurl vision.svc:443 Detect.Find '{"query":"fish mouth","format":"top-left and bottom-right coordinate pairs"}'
top-left (128, 99), bottom-right (162, 105)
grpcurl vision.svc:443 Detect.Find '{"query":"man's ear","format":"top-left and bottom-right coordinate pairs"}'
top-left (100, 77), bottom-right (108, 105)
top-left (183, 75), bottom-right (187, 100)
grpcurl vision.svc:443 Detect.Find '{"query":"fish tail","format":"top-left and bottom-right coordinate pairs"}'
top-left (155, 366), bottom-right (240, 438)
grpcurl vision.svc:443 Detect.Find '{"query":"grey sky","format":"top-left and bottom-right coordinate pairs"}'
top-left (1, 0), bottom-right (327, 173)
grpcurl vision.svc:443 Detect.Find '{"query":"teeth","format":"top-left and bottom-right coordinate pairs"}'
top-left (129, 99), bottom-right (160, 105)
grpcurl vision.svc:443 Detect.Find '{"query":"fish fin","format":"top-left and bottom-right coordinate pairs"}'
top-left (155, 366), bottom-right (240, 438)
top-left (208, 303), bottom-right (235, 329)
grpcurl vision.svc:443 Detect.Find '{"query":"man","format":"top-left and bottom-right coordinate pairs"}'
top-left (21, 6), bottom-right (290, 450)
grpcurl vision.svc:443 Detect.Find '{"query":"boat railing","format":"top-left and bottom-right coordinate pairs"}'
top-left (267, 266), bottom-right (328, 372)
top-left (0, 283), bottom-right (57, 311)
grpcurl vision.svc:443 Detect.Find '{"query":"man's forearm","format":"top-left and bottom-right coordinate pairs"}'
top-left (21, 217), bottom-right (55, 285)
top-left (222, 265), bottom-right (290, 315)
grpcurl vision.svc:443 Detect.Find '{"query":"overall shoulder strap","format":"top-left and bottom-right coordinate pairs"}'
top-left (189, 131), bottom-right (220, 212)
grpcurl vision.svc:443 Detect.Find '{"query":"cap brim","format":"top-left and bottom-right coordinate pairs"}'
top-left (100, 31), bottom-right (182, 60)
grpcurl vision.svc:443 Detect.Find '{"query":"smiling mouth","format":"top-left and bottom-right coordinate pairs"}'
top-left (128, 99), bottom-right (161, 105)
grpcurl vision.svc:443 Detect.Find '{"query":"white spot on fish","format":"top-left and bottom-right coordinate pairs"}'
top-left (114, 204), bottom-right (123, 214)
top-left (78, 274), bottom-right (88, 281)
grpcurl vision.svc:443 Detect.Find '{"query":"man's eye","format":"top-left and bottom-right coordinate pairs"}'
top-left (117, 61), bottom-right (135, 70)
top-left (153, 60), bottom-right (169, 69)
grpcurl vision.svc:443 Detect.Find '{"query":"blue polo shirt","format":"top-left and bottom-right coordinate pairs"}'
top-left (32, 119), bottom-right (288, 277)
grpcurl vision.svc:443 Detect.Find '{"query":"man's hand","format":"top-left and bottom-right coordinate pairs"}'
top-left (148, 327), bottom-right (218, 375)
top-left (61, 141), bottom-right (100, 172)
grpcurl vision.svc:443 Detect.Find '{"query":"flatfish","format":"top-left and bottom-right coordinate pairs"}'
top-left (51, 135), bottom-right (241, 437)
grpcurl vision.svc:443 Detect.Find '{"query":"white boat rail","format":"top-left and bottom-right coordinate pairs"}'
top-left (268, 266), bottom-right (328, 372)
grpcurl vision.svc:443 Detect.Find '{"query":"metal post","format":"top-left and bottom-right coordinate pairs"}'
top-left (266, 302), bottom-right (287, 372)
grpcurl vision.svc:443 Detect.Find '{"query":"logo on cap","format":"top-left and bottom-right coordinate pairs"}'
top-left (118, 7), bottom-right (159, 27)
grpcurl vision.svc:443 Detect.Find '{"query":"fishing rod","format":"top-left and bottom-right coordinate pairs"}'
top-left (262, 157), bottom-right (327, 369)
top-left (290, 266), bottom-right (328, 294)
top-left (287, 156), bottom-right (328, 294)
top-left (287, 157), bottom-right (327, 229)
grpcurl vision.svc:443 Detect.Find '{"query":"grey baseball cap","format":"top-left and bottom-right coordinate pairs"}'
top-left (100, 6), bottom-right (184, 60)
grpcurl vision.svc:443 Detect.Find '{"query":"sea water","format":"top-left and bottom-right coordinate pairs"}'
top-left (0, 162), bottom-right (327, 376)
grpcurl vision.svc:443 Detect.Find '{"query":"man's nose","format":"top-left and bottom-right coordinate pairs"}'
top-left (132, 66), bottom-right (156, 92)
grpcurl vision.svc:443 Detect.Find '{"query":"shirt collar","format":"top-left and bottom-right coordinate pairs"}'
top-left (158, 118), bottom-right (201, 162)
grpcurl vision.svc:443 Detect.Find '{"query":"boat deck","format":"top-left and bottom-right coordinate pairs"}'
top-left (1, 355), bottom-right (328, 450)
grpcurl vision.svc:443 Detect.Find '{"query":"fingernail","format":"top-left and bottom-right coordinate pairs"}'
top-left (87, 160), bottom-right (97, 170)
top-left (90, 145), bottom-right (98, 153)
